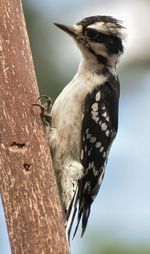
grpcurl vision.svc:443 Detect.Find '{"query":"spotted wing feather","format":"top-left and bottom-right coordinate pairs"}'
top-left (75, 77), bottom-right (120, 236)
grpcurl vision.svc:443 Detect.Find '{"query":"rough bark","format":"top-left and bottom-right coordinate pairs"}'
top-left (0, 0), bottom-right (69, 253)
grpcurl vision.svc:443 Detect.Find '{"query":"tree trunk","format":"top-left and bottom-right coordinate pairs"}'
top-left (0, 0), bottom-right (69, 253)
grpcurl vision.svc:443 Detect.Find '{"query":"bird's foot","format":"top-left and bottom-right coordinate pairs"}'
top-left (32, 95), bottom-right (52, 126)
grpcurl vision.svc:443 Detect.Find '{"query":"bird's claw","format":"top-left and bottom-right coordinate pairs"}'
top-left (32, 95), bottom-right (52, 126)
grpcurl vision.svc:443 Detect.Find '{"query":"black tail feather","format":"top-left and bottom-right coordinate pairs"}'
top-left (81, 206), bottom-right (91, 237)
top-left (66, 185), bottom-right (78, 242)
top-left (66, 179), bottom-right (92, 239)
top-left (72, 208), bottom-right (82, 239)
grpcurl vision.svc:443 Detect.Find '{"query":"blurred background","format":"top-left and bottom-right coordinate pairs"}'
top-left (1, 0), bottom-right (150, 253)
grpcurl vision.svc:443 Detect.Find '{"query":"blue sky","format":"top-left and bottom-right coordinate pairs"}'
top-left (0, 196), bottom-right (11, 254)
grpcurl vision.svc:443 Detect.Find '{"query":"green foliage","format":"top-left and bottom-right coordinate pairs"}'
top-left (85, 239), bottom-right (150, 254)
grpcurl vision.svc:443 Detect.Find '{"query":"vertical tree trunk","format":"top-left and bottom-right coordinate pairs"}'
top-left (0, 0), bottom-right (69, 253)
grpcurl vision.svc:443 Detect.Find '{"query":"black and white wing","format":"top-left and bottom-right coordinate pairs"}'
top-left (76, 77), bottom-right (120, 236)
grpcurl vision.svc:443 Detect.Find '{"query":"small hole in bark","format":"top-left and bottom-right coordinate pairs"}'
top-left (9, 142), bottom-right (27, 153)
top-left (23, 163), bottom-right (31, 172)
top-left (10, 142), bottom-right (25, 148)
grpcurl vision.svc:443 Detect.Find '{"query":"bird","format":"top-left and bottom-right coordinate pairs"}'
top-left (47, 15), bottom-right (126, 240)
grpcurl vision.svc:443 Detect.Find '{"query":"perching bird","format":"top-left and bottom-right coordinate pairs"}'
top-left (47, 15), bottom-right (125, 240)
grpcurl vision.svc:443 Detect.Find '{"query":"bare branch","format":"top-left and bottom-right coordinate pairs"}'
top-left (0, 0), bottom-right (69, 253)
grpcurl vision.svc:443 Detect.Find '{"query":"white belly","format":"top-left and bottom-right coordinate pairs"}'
top-left (50, 80), bottom-right (83, 166)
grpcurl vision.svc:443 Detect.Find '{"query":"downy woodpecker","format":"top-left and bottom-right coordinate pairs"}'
top-left (48, 16), bottom-right (125, 239)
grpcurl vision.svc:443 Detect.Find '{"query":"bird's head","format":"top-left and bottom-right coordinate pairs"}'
top-left (54, 16), bottom-right (126, 67)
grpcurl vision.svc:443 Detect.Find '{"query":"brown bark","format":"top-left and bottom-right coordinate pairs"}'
top-left (0, 0), bottom-right (69, 253)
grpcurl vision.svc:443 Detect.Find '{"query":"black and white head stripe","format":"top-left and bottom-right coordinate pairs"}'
top-left (74, 74), bottom-right (120, 236)
top-left (75, 15), bottom-right (126, 62)
top-left (85, 29), bottom-right (124, 54)
top-left (77, 15), bottom-right (125, 36)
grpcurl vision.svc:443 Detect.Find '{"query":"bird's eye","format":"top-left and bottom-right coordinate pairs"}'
top-left (85, 28), bottom-right (99, 40)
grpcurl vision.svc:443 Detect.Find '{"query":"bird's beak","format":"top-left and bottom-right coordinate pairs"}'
top-left (54, 23), bottom-right (77, 38)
